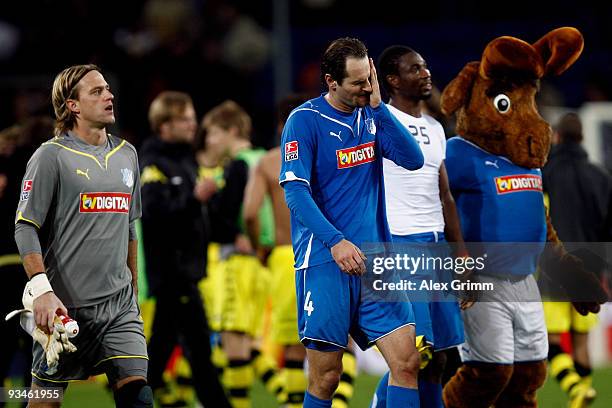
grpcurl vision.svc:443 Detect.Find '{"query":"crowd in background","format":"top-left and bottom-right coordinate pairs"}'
top-left (0, 1), bottom-right (611, 153)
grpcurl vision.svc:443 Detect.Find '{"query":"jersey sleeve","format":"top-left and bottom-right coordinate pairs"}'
top-left (15, 145), bottom-right (58, 229)
top-left (129, 149), bottom-right (142, 224)
top-left (279, 111), bottom-right (316, 187)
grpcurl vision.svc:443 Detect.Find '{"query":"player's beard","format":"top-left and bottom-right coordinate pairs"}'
top-left (355, 93), bottom-right (370, 107)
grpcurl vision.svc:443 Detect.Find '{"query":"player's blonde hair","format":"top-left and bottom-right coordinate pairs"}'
top-left (201, 100), bottom-right (252, 141)
top-left (148, 91), bottom-right (194, 134)
top-left (51, 64), bottom-right (100, 137)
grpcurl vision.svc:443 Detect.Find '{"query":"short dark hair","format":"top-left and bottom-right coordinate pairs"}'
top-left (320, 37), bottom-right (368, 86)
top-left (556, 112), bottom-right (583, 143)
top-left (378, 45), bottom-right (415, 94)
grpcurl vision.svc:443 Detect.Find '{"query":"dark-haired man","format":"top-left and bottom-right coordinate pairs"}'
top-left (372, 45), bottom-right (468, 408)
top-left (279, 37), bottom-right (424, 408)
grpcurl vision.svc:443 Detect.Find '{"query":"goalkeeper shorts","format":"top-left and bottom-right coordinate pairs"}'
top-left (31, 284), bottom-right (148, 387)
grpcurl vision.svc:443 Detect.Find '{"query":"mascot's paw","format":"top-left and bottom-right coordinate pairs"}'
top-left (572, 302), bottom-right (600, 316)
top-left (557, 253), bottom-right (608, 315)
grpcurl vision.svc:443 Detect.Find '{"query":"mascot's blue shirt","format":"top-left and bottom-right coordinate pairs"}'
top-left (446, 136), bottom-right (546, 276)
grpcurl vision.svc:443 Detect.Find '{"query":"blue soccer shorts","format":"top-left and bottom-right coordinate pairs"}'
top-left (392, 232), bottom-right (465, 350)
top-left (295, 261), bottom-right (415, 351)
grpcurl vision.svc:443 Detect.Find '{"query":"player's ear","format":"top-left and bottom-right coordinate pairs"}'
top-left (325, 74), bottom-right (337, 90)
top-left (66, 99), bottom-right (80, 115)
top-left (386, 74), bottom-right (399, 91)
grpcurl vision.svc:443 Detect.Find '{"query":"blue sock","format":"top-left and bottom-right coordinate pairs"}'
top-left (371, 371), bottom-right (390, 407)
top-left (304, 391), bottom-right (332, 408)
top-left (418, 379), bottom-right (443, 408)
top-left (387, 384), bottom-right (419, 408)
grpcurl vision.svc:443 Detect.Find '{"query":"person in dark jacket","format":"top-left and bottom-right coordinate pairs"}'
top-left (1, 117), bottom-right (52, 408)
top-left (140, 91), bottom-right (230, 407)
top-left (542, 112), bottom-right (612, 408)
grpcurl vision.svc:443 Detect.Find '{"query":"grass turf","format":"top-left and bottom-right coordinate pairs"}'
top-left (6, 366), bottom-right (612, 407)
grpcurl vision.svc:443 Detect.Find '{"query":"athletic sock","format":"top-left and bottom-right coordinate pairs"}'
top-left (371, 371), bottom-right (389, 408)
top-left (549, 345), bottom-right (581, 397)
top-left (387, 385), bottom-right (419, 408)
top-left (418, 379), bottom-right (443, 408)
top-left (304, 391), bottom-right (332, 408)
top-left (285, 359), bottom-right (307, 407)
top-left (224, 359), bottom-right (253, 408)
top-left (251, 349), bottom-right (284, 401)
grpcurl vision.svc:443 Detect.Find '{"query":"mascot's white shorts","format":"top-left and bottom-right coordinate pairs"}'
top-left (459, 274), bottom-right (548, 364)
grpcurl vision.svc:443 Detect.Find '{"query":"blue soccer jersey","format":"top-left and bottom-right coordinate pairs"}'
top-left (445, 137), bottom-right (546, 276)
top-left (280, 95), bottom-right (423, 270)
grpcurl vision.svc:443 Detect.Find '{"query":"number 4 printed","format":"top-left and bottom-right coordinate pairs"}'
top-left (304, 290), bottom-right (314, 316)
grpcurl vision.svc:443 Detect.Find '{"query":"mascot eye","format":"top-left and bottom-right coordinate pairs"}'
top-left (493, 94), bottom-right (511, 113)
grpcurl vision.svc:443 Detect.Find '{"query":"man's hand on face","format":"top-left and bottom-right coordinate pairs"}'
top-left (369, 58), bottom-right (382, 109)
top-left (331, 239), bottom-right (367, 276)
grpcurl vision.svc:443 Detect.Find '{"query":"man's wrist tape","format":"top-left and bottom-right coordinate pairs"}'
top-left (30, 273), bottom-right (53, 299)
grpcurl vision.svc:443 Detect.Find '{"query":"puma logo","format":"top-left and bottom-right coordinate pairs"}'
top-left (330, 130), bottom-right (342, 141)
top-left (76, 168), bottom-right (90, 180)
top-left (484, 160), bottom-right (499, 169)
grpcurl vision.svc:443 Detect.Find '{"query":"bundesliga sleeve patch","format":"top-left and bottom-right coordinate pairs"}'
top-left (21, 180), bottom-right (32, 201)
top-left (79, 192), bottom-right (131, 213)
top-left (285, 141), bottom-right (298, 161)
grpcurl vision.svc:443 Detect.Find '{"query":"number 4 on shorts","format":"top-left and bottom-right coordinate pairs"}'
top-left (304, 291), bottom-right (314, 316)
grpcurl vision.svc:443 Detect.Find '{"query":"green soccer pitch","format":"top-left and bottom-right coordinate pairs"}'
top-left (6, 367), bottom-right (612, 407)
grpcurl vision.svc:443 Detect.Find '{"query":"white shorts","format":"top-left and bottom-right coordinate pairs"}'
top-left (459, 274), bottom-right (548, 364)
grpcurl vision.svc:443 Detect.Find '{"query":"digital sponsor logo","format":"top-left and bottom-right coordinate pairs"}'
top-left (21, 180), bottom-right (32, 201)
top-left (79, 192), bottom-right (131, 213)
top-left (494, 174), bottom-right (542, 194)
top-left (336, 141), bottom-right (376, 169)
top-left (285, 141), bottom-right (298, 161)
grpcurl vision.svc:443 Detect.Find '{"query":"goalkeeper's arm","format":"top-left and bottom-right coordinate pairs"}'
top-left (15, 221), bottom-right (67, 333)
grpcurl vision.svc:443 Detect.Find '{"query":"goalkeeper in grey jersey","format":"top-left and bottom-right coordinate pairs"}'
top-left (13, 64), bottom-right (152, 408)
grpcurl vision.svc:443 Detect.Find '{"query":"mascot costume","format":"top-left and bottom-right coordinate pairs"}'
top-left (441, 27), bottom-right (608, 407)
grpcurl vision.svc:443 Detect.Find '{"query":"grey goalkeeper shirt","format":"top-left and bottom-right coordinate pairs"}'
top-left (15, 132), bottom-right (142, 307)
